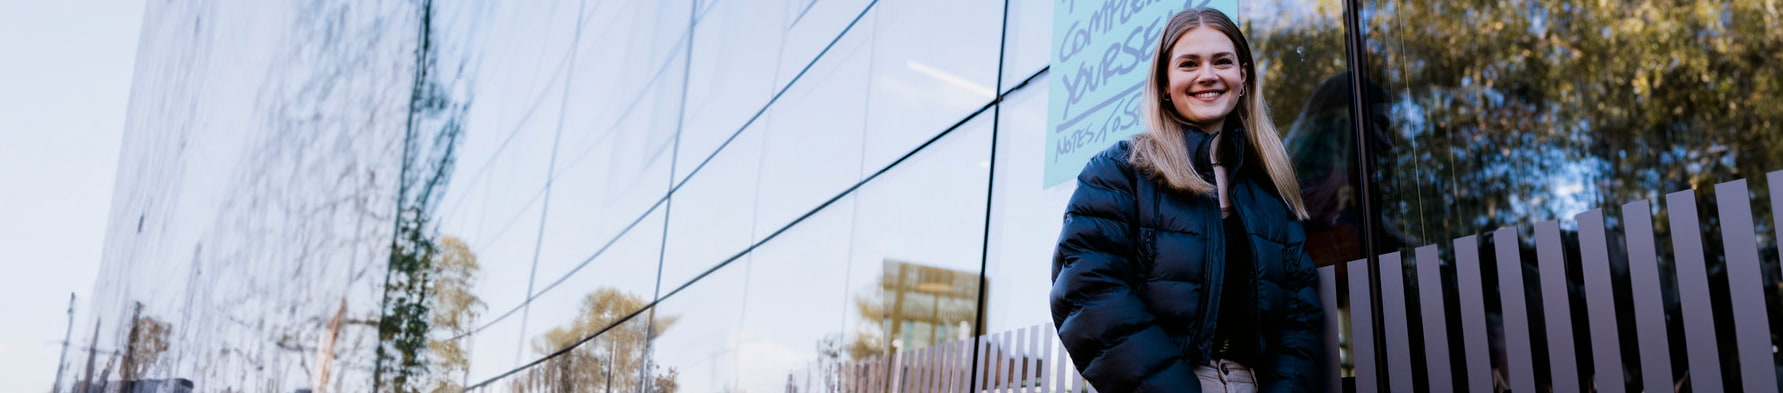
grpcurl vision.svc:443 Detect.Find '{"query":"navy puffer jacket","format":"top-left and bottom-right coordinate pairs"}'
top-left (1050, 132), bottom-right (1326, 393)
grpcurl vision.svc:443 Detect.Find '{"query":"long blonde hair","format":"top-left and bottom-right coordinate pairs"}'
top-left (1129, 7), bottom-right (1309, 220)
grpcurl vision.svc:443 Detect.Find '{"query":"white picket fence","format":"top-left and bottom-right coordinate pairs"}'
top-left (782, 324), bottom-right (1099, 393)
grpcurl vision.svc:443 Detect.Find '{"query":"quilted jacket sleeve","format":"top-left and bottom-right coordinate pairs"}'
top-left (1051, 142), bottom-right (1201, 393)
top-left (1259, 225), bottom-right (1328, 393)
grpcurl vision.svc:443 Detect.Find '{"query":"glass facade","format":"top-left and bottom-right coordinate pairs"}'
top-left (61, 0), bottom-right (1783, 392)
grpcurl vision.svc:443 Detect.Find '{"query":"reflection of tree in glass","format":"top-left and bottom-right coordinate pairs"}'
top-left (846, 260), bottom-right (981, 360)
top-left (121, 302), bottom-right (172, 383)
top-left (510, 288), bottom-right (680, 393)
top-left (1250, 0), bottom-right (1783, 390)
top-left (374, 0), bottom-right (472, 390)
top-left (425, 236), bottom-right (482, 393)
top-left (1251, 0), bottom-right (1783, 242)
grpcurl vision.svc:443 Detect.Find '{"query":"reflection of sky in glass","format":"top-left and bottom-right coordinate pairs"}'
top-left (68, 0), bottom-right (1406, 390)
top-left (442, 0), bottom-right (1019, 389)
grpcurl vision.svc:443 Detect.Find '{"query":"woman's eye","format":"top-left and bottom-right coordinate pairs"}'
top-left (1179, 61), bottom-right (1196, 68)
top-left (1215, 59), bottom-right (1235, 66)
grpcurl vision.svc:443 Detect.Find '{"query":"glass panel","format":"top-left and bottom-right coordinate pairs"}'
top-left (496, 328), bottom-right (651, 393)
top-left (661, 124), bottom-right (765, 295)
top-left (983, 78), bottom-right (1071, 335)
top-left (845, 113), bottom-right (993, 358)
top-left (441, 79), bottom-right (563, 250)
top-left (466, 309), bottom-right (530, 384)
top-left (519, 206), bottom-right (665, 357)
top-left (675, 0), bottom-right (786, 182)
top-left (774, 0), bottom-right (875, 85)
top-left (1002, 0), bottom-right (1054, 88)
top-left (460, 201), bottom-right (547, 383)
top-left (859, 0), bottom-right (1001, 173)
top-left (1245, 0), bottom-right (1364, 268)
top-left (647, 254), bottom-right (751, 393)
top-left (734, 197), bottom-right (858, 393)
top-left (751, 16), bottom-right (874, 240)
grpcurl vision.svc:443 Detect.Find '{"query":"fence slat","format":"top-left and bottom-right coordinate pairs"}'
top-left (1536, 220), bottom-right (1581, 393)
top-left (1041, 325), bottom-right (1054, 392)
top-left (1379, 252), bottom-right (1415, 392)
top-left (949, 341), bottom-right (961, 393)
top-left (1415, 245), bottom-right (1453, 392)
top-left (896, 350), bottom-right (907, 393)
top-left (1622, 200), bottom-right (1672, 393)
top-left (1668, 190), bottom-right (1725, 393)
top-left (934, 346), bottom-right (948, 393)
top-left (1018, 326), bottom-right (1030, 393)
top-left (1577, 209), bottom-right (1626, 393)
top-left (977, 335), bottom-right (990, 392)
top-left (1035, 325), bottom-right (1047, 392)
top-left (1454, 235), bottom-right (1493, 393)
top-left (1347, 258), bottom-right (1379, 393)
top-left (1005, 329), bottom-right (1015, 393)
top-left (1718, 179), bottom-right (1780, 393)
top-left (945, 344), bottom-right (954, 393)
top-left (1318, 265), bottom-right (1343, 393)
top-left (958, 341), bottom-right (969, 393)
top-left (1496, 227), bottom-right (1540, 393)
top-left (1054, 330), bottom-right (1069, 393)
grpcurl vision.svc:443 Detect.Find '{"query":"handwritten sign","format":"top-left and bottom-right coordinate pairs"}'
top-left (1045, 0), bottom-right (1238, 188)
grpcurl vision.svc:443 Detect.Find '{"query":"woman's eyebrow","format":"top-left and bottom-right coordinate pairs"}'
top-left (1174, 51), bottom-right (1237, 60)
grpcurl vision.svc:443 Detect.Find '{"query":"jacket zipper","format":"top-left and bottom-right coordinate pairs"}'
top-left (1199, 194), bottom-right (1223, 362)
top-left (1204, 189), bottom-right (1265, 364)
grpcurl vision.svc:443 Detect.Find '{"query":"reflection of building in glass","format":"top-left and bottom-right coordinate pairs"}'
top-left (65, 0), bottom-right (1783, 391)
top-left (876, 260), bottom-right (982, 352)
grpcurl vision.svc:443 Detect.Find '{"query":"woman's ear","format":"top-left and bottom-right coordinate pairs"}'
top-left (1239, 67), bottom-right (1250, 96)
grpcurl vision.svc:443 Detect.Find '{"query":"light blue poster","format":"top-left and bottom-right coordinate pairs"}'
top-left (1045, 0), bottom-right (1239, 188)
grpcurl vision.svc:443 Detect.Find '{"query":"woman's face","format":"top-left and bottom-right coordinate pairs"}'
top-left (1165, 26), bottom-right (1246, 132)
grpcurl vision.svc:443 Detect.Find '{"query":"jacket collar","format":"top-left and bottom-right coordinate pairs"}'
top-left (1183, 124), bottom-right (1248, 181)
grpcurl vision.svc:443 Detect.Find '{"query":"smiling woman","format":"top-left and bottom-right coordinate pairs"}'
top-left (1051, 7), bottom-right (1326, 393)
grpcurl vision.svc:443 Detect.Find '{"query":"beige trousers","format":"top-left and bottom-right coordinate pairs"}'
top-left (1194, 359), bottom-right (1257, 393)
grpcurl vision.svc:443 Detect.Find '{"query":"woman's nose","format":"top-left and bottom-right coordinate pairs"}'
top-left (1197, 67), bottom-right (1220, 83)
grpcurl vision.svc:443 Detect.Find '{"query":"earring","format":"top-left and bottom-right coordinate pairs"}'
top-left (1163, 96), bottom-right (1172, 102)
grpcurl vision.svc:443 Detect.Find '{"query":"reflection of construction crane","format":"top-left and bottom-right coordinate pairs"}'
top-left (54, 293), bottom-right (73, 393)
top-left (879, 260), bottom-right (984, 352)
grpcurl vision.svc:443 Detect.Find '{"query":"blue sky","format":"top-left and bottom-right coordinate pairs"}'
top-left (0, 0), bottom-right (143, 390)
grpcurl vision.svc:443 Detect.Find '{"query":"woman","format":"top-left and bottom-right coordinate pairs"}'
top-left (1050, 8), bottom-right (1326, 393)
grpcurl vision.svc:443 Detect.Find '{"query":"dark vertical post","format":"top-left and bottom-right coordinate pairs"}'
top-left (974, 0), bottom-right (1012, 391)
top-left (1339, 0), bottom-right (1387, 386)
top-left (53, 293), bottom-right (74, 393)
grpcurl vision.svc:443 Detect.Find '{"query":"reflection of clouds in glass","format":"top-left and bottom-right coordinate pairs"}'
top-left (906, 60), bottom-right (996, 99)
top-left (730, 330), bottom-right (810, 393)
